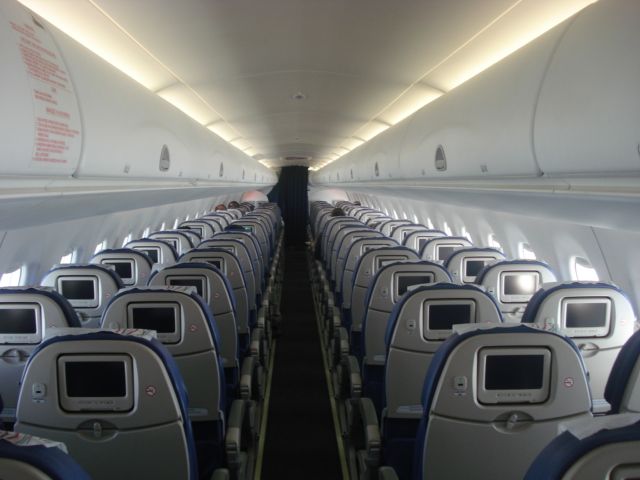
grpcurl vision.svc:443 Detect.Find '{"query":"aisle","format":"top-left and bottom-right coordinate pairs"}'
top-left (260, 246), bottom-right (343, 479)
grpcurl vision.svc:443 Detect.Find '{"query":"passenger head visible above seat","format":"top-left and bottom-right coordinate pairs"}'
top-left (415, 324), bottom-right (592, 480)
top-left (40, 264), bottom-right (123, 328)
top-left (125, 238), bottom-right (178, 265)
top-left (445, 247), bottom-right (506, 284)
top-left (476, 259), bottom-right (558, 322)
top-left (0, 287), bottom-right (81, 423)
top-left (420, 236), bottom-right (473, 263)
top-left (15, 330), bottom-right (198, 480)
top-left (90, 248), bottom-right (153, 286)
top-left (522, 281), bottom-right (636, 402)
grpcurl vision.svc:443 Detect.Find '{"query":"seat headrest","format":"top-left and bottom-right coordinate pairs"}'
top-left (148, 262), bottom-right (235, 313)
top-left (40, 265), bottom-right (123, 324)
top-left (102, 287), bottom-right (221, 356)
top-left (522, 281), bottom-right (636, 346)
top-left (476, 259), bottom-right (558, 316)
top-left (444, 247), bottom-right (506, 284)
top-left (420, 237), bottom-right (474, 262)
top-left (0, 430), bottom-right (92, 479)
top-left (125, 239), bottom-right (179, 265)
top-left (385, 282), bottom-right (503, 350)
top-left (90, 248), bottom-right (153, 286)
top-left (0, 287), bottom-right (81, 331)
top-left (420, 325), bottom-right (590, 421)
top-left (605, 330), bottom-right (640, 413)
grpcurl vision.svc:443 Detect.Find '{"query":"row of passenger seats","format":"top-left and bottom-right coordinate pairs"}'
top-left (307, 200), bottom-right (639, 480)
top-left (0, 201), bottom-right (284, 480)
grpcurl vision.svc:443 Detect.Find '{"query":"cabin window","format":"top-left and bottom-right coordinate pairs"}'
top-left (142, 227), bottom-right (150, 238)
top-left (159, 144), bottom-right (170, 171)
top-left (443, 222), bottom-right (453, 236)
top-left (121, 233), bottom-right (133, 247)
top-left (0, 266), bottom-right (25, 287)
top-left (94, 240), bottom-right (107, 254)
top-left (488, 234), bottom-right (502, 251)
top-left (519, 242), bottom-right (537, 260)
top-left (460, 227), bottom-right (473, 243)
top-left (435, 145), bottom-right (447, 171)
top-left (571, 256), bottom-right (599, 281)
top-left (60, 251), bottom-right (77, 264)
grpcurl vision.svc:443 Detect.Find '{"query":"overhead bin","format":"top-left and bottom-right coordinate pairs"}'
top-left (0, 0), bottom-right (275, 186)
top-left (312, 0), bottom-right (640, 185)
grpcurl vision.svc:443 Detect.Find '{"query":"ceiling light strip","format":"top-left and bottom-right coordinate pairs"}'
top-left (82, 0), bottom-right (257, 158)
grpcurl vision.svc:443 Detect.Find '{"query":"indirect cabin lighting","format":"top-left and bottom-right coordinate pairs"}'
top-left (17, 0), bottom-right (595, 173)
top-left (17, 0), bottom-right (265, 166)
top-left (121, 233), bottom-right (133, 247)
top-left (185, 215), bottom-right (190, 221)
top-left (316, 0), bottom-right (597, 170)
top-left (94, 240), bottom-right (108, 254)
top-left (160, 222), bottom-right (167, 231)
top-left (426, 218), bottom-right (435, 230)
top-left (60, 251), bottom-right (77, 264)
top-left (412, 214), bottom-right (420, 223)
top-left (173, 218), bottom-right (180, 229)
top-left (572, 256), bottom-right (599, 281)
top-left (443, 222), bottom-right (453, 236)
top-left (0, 266), bottom-right (25, 287)
top-left (142, 227), bottom-right (151, 238)
top-left (460, 227), bottom-right (473, 243)
top-left (488, 234), bottom-right (502, 251)
top-left (519, 242), bottom-right (537, 260)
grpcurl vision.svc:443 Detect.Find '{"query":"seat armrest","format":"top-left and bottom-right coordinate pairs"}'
top-left (358, 397), bottom-right (381, 470)
top-left (240, 356), bottom-right (255, 400)
top-left (225, 399), bottom-right (246, 466)
top-left (210, 468), bottom-right (230, 480)
top-left (332, 327), bottom-right (350, 368)
top-left (225, 400), bottom-right (250, 479)
top-left (345, 355), bottom-right (362, 399)
top-left (378, 467), bottom-right (399, 480)
top-left (250, 328), bottom-right (264, 363)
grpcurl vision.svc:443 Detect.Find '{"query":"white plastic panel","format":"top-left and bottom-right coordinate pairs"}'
top-left (399, 22), bottom-right (567, 179)
top-left (0, 1), bottom-right (81, 176)
top-left (0, 0), bottom-right (276, 185)
top-left (535, 1), bottom-right (640, 175)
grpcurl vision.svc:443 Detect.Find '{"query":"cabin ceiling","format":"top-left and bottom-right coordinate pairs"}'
top-left (18, 0), bottom-right (595, 170)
